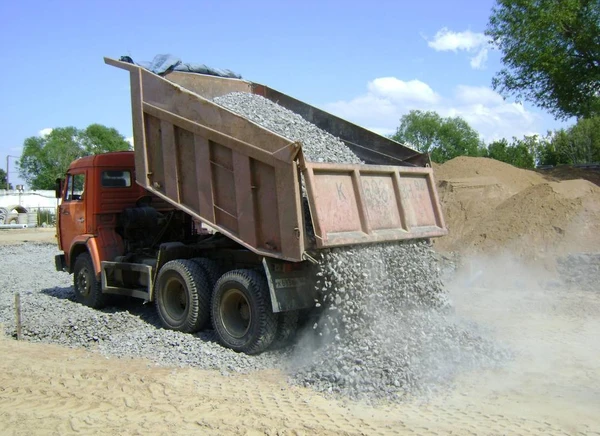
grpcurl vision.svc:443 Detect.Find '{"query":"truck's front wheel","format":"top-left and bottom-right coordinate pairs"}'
top-left (73, 253), bottom-right (107, 309)
top-left (212, 270), bottom-right (277, 355)
top-left (155, 260), bottom-right (211, 333)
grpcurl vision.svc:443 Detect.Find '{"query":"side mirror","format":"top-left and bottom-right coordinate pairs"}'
top-left (55, 178), bottom-right (64, 199)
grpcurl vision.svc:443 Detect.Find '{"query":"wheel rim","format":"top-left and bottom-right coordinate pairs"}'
top-left (163, 276), bottom-right (187, 320)
top-left (76, 267), bottom-right (91, 297)
top-left (220, 289), bottom-right (251, 339)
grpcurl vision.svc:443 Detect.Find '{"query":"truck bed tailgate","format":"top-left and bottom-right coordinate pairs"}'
top-left (303, 162), bottom-right (447, 247)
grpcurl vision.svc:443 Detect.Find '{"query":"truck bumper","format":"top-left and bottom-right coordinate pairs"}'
top-left (55, 254), bottom-right (67, 272)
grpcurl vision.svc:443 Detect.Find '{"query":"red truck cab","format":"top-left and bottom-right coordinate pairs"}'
top-left (56, 151), bottom-right (148, 275)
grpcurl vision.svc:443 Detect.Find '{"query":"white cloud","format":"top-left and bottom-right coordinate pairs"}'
top-left (367, 77), bottom-right (440, 104)
top-left (38, 128), bottom-right (53, 137)
top-left (326, 78), bottom-right (442, 133)
top-left (455, 85), bottom-right (504, 106)
top-left (427, 28), bottom-right (491, 70)
top-left (125, 136), bottom-right (134, 147)
top-left (323, 78), bottom-right (541, 144)
top-left (470, 48), bottom-right (488, 70)
top-left (428, 28), bottom-right (488, 52)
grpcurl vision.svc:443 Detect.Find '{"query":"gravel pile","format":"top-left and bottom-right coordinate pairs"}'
top-left (213, 92), bottom-right (362, 164)
top-left (214, 91), bottom-right (507, 401)
top-left (0, 243), bottom-right (285, 373)
top-left (557, 253), bottom-right (600, 292)
top-left (290, 242), bottom-right (506, 401)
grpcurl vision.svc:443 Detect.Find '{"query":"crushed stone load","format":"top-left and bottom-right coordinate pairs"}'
top-left (214, 92), bottom-right (507, 401)
top-left (213, 92), bottom-right (363, 164)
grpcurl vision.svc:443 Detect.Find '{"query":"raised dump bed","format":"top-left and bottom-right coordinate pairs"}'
top-left (105, 57), bottom-right (447, 262)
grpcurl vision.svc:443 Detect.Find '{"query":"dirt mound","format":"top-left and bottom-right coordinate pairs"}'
top-left (434, 157), bottom-right (600, 260)
top-left (537, 165), bottom-right (600, 187)
top-left (435, 157), bottom-right (546, 194)
top-left (458, 180), bottom-right (600, 257)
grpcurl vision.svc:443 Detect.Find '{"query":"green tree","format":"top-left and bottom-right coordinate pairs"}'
top-left (507, 136), bottom-right (537, 169)
top-left (486, 138), bottom-right (510, 162)
top-left (392, 110), bottom-right (483, 163)
top-left (0, 168), bottom-right (10, 189)
top-left (81, 124), bottom-right (132, 154)
top-left (535, 134), bottom-right (560, 166)
top-left (486, 137), bottom-right (536, 169)
top-left (486, 0), bottom-right (600, 119)
top-left (549, 116), bottom-right (600, 164)
top-left (486, 135), bottom-right (541, 168)
top-left (18, 125), bottom-right (131, 190)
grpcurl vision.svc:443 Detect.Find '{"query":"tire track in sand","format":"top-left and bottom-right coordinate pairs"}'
top-left (0, 332), bottom-right (598, 435)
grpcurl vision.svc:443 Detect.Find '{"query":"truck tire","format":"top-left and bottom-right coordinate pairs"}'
top-left (73, 253), bottom-right (108, 309)
top-left (155, 259), bottom-right (211, 333)
top-left (271, 310), bottom-right (299, 350)
top-left (212, 270), bottom-right (277, 355)
top-left (190, 257), bottom-right (220, 291)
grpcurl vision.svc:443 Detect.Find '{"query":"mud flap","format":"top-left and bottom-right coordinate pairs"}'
top-left (262, 258), bottom-right (316, 313)
top-left (55, 254), bottom-right (67, 272)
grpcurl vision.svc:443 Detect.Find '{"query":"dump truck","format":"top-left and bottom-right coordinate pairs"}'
top-left (54, 57), bottom-right (447, 354)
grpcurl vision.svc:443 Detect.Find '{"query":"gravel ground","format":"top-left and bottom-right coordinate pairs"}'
top-left (0, 243), bottom-right (286, 374)
top-left (557, 253), bottom-right (600, 292)
top-left (0, 242), bottom-right (507, 403)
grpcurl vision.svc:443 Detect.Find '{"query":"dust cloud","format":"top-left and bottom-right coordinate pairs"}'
top-left (445, 251), bottom-right (600, 415)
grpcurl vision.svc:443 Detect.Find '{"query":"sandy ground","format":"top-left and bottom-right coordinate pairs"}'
top-left (1, 230), bottom-right (599, 435)
top-left (0, 228), bottom-right (57, 245)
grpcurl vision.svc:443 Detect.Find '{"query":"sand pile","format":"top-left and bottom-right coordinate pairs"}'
top-left (435, 156), bottom-right (546, 194)
top-left (434, 157), bottom-right (600, 259)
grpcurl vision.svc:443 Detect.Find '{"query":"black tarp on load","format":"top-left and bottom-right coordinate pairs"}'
top-left (120, 54), bottom-right (241, 79)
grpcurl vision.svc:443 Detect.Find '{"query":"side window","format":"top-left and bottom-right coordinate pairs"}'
top-left (64, 173), bottom-right (85, 201)
top-left (101, 170), bottom-right (131, 188)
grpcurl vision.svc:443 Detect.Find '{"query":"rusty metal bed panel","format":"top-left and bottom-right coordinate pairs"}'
top-left (302, 162), bottom-right (447, 248)
top-left (106, 57), bottom-right (305, 261)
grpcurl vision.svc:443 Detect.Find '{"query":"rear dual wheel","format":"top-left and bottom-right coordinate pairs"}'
top-left (155, 259), bottom-right (212, 333)
top-left (211, 270), bottom-right (277, 355)
top-left (156, 262), bottom-right (296, 355)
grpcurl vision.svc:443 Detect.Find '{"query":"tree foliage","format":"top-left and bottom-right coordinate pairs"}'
top-left (18, 125), bottom-right (131, 190)
top-left (543, 116), bottom-right (600, 165)
top-left (486, 0), bottom-right (600, 119)
top-left (393, 110), bottom-right (600, 168)
top-left (392, 110), bottom-right (483, 163)
top-left (483, 136), bottom-right (537, 169)
top-left (0, 168), bottom-right (8, 189)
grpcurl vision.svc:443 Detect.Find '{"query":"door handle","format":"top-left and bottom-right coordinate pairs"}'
top-left (61, 210), bottom-right (70, 215)
top-left (77, 217), bottom-right (84, 223)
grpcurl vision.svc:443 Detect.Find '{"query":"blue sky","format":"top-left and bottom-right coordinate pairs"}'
top-left (0, 0), bottom-right (572, 187)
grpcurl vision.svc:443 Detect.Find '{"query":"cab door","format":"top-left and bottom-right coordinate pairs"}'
top-left (59, 171), bottom-right (87, 258)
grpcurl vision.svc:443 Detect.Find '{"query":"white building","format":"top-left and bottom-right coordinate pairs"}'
top-left (0, 189), bottom-right (57, 225)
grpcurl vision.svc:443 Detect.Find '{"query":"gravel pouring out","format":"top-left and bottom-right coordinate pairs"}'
top-left (215, 92), bottom-right (508, 401)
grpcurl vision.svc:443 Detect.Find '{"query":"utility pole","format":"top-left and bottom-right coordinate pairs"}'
top-left (6, 155), bottom-right (18, 190)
